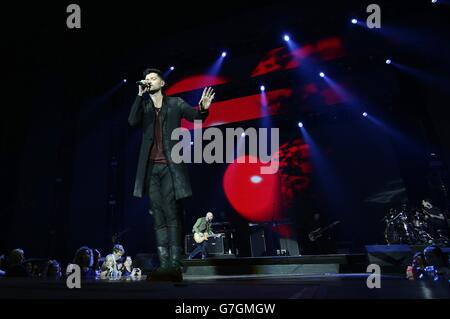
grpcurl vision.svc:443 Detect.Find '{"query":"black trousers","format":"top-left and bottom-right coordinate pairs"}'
top-left (147, 163), bottom-right (182, 249)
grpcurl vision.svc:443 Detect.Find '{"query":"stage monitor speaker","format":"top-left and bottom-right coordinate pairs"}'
top-left (280, 238), bottom-right (300, 256)
top-left (206, 236), bottom-right (225, 255)
top-left (365, 245), bottom-right (413, 267)
top-left (185, 235), bottom-right (226, 255)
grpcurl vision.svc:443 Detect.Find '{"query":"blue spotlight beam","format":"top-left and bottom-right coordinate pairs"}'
top-left (299, 126), bottom-right (349, 214)
top-left (365, 113), bottom-right (430, 156)
top-left (390, 61), bottom-right (450, 90)
top-left (163, 66), bottom-right (175, 79)
top-left (207, 52), bottom-right (227, 76)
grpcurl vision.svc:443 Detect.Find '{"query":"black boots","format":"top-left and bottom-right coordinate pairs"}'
top-left (170, 246), bottom-right (183, 269)
top-left (147, 220), bottom-right (184, 282)
top-left (147, 252), bottom-right (183, 282)
top-left (168, 226), bottom-right (184, 278)
top-left (147, 246), bottom-right (183, 282)
top-left (157, 246), bottom-right (170, 269)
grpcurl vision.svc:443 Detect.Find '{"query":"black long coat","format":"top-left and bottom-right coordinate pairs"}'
top-left (128, 95), bottom-right (208, 200)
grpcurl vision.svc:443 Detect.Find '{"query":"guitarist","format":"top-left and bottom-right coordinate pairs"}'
top-left (306, 211), bottom-right (337, 254)
top-left (188, 212), bottom-right (217, 260)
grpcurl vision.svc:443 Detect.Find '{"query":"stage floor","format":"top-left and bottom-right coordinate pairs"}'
top-left (1, 273), bottom-right (449, 299)
top-left (1, 253), bottom-right (449, 299)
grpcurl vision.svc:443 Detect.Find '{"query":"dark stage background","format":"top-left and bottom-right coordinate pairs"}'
top-left (2, 1), bottom-right (450, 261)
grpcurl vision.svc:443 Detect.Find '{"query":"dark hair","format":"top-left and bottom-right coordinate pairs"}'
top-left (44, 260), bottom-right (61, 278)
top-left (413, 252), bottom-right (425, 259)
top-left (113, 244), bottom-right (125, 255)
top-left (143, 68), bottom-right (164, 81)
top-left (424, 245), bottom-right (447, 267)
top-left (92, 249), bottom-right (101, 270)
top-left (73, 246), bottom-right (93, 268)
top-left (412, 252), bottom-right (425, 266)
top-left (8, 249), bottom-right (25, 266)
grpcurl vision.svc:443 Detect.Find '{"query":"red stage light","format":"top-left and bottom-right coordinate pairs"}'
top-left (166, 74), bottom-right (229, 95)
top-left (223, 155), bottom-right (282, 222)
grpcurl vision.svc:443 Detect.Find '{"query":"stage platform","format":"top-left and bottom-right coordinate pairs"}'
top-left (182, 254), bottom-right (369, 277)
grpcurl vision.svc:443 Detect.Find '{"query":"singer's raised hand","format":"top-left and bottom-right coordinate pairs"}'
top-left (199, 87), bottom-right (215, 110)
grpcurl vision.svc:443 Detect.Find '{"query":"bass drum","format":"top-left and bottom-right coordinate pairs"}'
top-left (385, 221), bottom-right (408, 244)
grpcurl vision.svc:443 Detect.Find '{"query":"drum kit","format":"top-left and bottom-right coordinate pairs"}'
top-left (383, 204), bottom-right (449, 246)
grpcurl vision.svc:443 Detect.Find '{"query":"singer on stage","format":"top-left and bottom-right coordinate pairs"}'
top-left (128, 68), bottom-right (215, 281)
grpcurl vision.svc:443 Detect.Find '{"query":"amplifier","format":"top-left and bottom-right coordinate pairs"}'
top-left (185, 234), bottom-right (226, 255)
top-left (250, 228), bottom-right (267, 257)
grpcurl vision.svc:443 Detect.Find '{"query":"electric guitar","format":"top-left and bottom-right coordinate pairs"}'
top-left (193, 232), bottom-right (223, 244)
top-left (308, 221), bottom-right (340, 242)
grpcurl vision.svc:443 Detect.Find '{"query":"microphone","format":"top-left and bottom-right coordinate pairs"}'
top-left (136, 80), bottom-right (149, 87)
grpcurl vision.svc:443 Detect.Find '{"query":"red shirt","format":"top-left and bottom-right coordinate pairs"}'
top-left (149, 107), bottom-right (167, 163)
